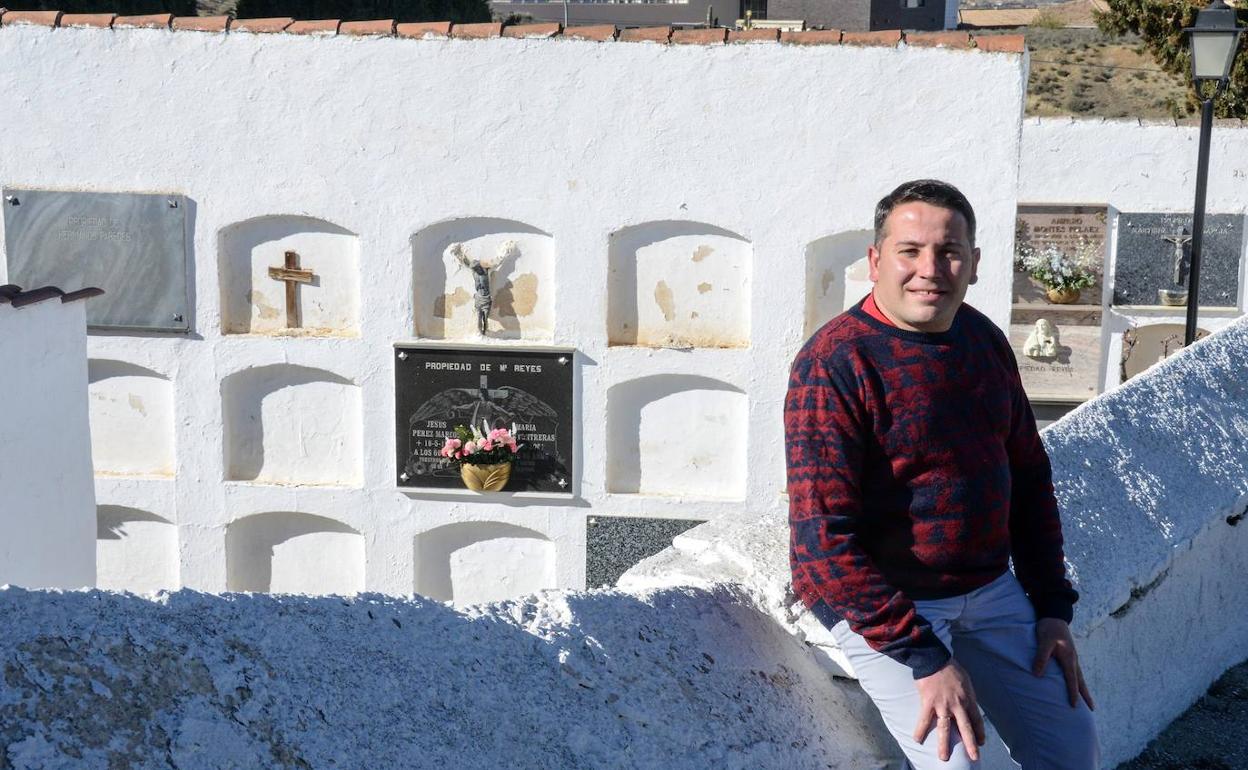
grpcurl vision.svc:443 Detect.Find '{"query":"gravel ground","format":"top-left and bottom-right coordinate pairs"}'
top-left (1116, 658), bottom-right (1248, 769)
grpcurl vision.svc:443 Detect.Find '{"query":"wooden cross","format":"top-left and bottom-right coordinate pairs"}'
top-left (267, 250), bottom-right (316, 328)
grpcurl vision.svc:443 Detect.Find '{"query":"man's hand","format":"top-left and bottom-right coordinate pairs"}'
top-left (1033, 617), bottom-right (1095, 710)
top-left (913, 659), bottom-right (986, 762)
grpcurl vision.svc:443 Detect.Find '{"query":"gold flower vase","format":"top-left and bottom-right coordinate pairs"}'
top-left (1044, 286), bottom-right (1081, 305)
top-left (460, 462), bottom-right (512, 492)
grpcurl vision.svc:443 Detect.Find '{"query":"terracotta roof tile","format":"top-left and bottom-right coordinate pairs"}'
top-left (113, 14), bottom-right (173, 30)
top-left (973, 34), bottom-right (1026, 53)
top-left (0, 285), bottom-right (104, 308)
top-left (502, 22), bottom-right (561, 39)
top-left (842, 29), bottom-right (901, 46)
top-left (563, 24), bottom-right (616, 42)
top-left (727, 28), bottom-right (779, 43)
top-left (341, 19), bottom-right (394, 36)
top-left (172, 15), bottom-right (230, 32)
top-left (905, 31), bottom-right (972, 49)
top-left (780, 29), bottom-right (842, 45)
top-left (286, 19), bottom-right (341, 35)
top-left (396, 20), bottom-right (451, 38)
top-left (60, 13), bottom-right (116, 29)
top-left (451, 22), bottom-right (502, 39)
top-left (231, 17), bottom-right (294, 33)
top-left (1, 10), bottom-right (61, 27)
top-left (618, 26), bottom-right (671, 43)
top-left (672, 28), bottom-right (726, 45)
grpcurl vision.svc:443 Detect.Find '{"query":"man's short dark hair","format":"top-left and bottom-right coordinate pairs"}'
top-left (873, 179), bottom-right (976, 248)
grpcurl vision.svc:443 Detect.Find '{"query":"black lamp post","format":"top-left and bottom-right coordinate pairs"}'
top-left (1182, 1), bottom-right (1243, 345)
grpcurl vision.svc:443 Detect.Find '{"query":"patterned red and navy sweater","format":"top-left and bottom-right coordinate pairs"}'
top-left (786, 297), bottom-right (1077, 679)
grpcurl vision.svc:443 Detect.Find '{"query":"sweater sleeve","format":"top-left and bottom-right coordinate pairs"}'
top-left (786, 349), bottom-right (952, 679)
top-left (1001, 345), bottom-right (1079, 623)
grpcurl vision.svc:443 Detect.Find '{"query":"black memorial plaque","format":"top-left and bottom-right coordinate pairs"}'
top-left (585, 515), bottom-right (704, 588)
top-left (395, 346), bottom-right (574, 493)
top-left (3, 188), bottom-right (190, 332)
top-left (1114, 212), bottom-right (1243, 307)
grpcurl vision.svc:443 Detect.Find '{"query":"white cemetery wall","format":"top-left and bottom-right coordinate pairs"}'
top-left (624, 315), bottom-right (1248, 768)
top-left (0, 24), bottom-right (1028, 600)
top-left (0, 297), bottom-right (96, 589)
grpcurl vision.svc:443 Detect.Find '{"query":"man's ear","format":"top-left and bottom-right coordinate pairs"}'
top-left (968, 246), bottom-right (981, 285)
top-left (867, 244), bottom-right (881, 283)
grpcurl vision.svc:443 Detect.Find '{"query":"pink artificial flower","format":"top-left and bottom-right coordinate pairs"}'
top-left (481, 440), bottom-right (494, 451)
top-left (440, 438), bottom-right (462, 458)
top-left (463, 441), bottom-right (477, 455)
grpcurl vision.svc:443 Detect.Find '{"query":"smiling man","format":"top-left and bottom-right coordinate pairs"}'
top-left (785, 180), bottom-right (1099, 769)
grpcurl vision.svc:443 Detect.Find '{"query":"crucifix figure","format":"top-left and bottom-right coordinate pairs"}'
top-left (267, 250), bottom-right (316, 328)
top-left (446, 240), bottom-right (520, 335)
top-left (1161, 228), bottom-right (1193, 285)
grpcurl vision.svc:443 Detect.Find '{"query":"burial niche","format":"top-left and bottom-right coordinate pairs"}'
top-left (88, 360), bottom-right (175, 477)
top-left (412, 218), bottom-right (555, 341)
top-left (226, 512), bottom-right (364, 595)
top-left (606, 375), bottom-right (747, 499)
top-left (608, 221), bottom-right (752, 348)
top-left (219, 216), bottom-right (360, 336)
top-left (1119, 323), bottom-right (1211, 382)
top-left (414, 522), bottom-right (556, 605)
top-left (96, 505), bottom-right (179, 593)
top-left (222, 365), bottom-right (362, 487)
top-left (804, 230), bottom-right (875, 336)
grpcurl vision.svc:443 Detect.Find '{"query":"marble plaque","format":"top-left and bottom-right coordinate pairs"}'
top-left (1014, 205), bottom-right (1107, 305)
top-left (3, 188), bottom-right (190, 331)
top-left (1009, 316), bottom-right (1101, 402)
top-left (395, 346), bottom-right (575, 493)
top-left (1114, 213), bottom-right (1243, 307)
top-left (585, 515), bottom-right (703, 588)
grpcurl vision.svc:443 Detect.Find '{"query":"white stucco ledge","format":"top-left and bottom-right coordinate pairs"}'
top-left (622, 314), bottom-right (1248, 768)
top-left (0, 585), bottom-right (907, 768)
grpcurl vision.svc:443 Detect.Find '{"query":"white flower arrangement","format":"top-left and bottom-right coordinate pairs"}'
top-left (1014, 238), bottom-right (1100, 293)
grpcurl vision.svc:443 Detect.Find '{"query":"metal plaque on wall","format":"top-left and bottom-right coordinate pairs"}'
top-left (3, 188), bottom-right (190, 332)
top-left (395, 345), bottom-right (575, 494)
top-left (1113, 212), bottom-right (1243, 307)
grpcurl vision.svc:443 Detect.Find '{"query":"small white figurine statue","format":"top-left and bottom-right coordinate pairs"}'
top-left (446, 240), bottom-right (520, 335)
top-left (1023, 318), bottom-right (1060, 359)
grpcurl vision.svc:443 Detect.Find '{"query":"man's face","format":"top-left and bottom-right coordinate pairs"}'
top-left (868, 201), bottom-right (980, 333)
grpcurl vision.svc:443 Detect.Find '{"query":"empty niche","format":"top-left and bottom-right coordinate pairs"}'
top-left (805, 230), bottom-right (875, 336)
top-left (412, 218), bottom-right (554, 341)
top-left (414, 522), bottom-right (556, 605)
top-left (608, 221), bottom-right (751, 349)
top-left (606, 375), bottom-right (747, 499)
top-left (222, 365), bottom-right (362, 486)
top-left (97, 505), bottom-right (179, 593)
top-left (88, 361), bottom-right (175, 477)
top-left (219, 216), bottom-right (360, 336)
top-left (226, 512), bottom-right (364, 594)
top-left (1120, 323), bottom-right (1211, 382)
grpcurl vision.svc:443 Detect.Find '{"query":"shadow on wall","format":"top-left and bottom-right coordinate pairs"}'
top-left (96, 504), bottom-right (178, 593)
top-left (226, 511), bottom-right (364, 594)
top-left (218, 215), bottom-right (359, 336)
top-left (414, 522), bottom-right (556, 605)
top-left (221, 365), bottom-right (361, 487)
top-left (607, 221), bottom-right (751, 349)
top-left (411, 217), bottom-right (553, 342)
top-left (606, 374), bottom-right (747, 499)
top-left (87, 360), bottom-right (174, 477)
top-left (804, 229), bottom-right (874, 337)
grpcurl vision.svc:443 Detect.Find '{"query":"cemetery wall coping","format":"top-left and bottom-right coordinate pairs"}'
top-left (0, 13), bottom-right (1021, 52)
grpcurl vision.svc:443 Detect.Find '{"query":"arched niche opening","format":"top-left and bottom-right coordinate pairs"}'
top-left (805, 230), bottom-right (874, 337)
top-left (411, 218), bottom-right (555, 342)
top-left (96, 505), bottom-right (179, 593)
top-left (219, 216), bottom-right (360, 336)
top-left (606, 375), bottom-right (748, 499)
top-left (1120, 323), bottom-right (1211, 382)
top-left (88, 360), bottom-right (175, 477)
top-left (608, 221), bottom-right (752, 349)
top-left (414, 522), bottom-right (556, 605)
top-left (226, 511), bottom-right (364, 595)
top-left (221, 365), bottom-right (362, 487)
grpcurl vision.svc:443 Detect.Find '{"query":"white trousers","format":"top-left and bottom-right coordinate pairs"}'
top-left (831, 571), bottom-right (1100, 770)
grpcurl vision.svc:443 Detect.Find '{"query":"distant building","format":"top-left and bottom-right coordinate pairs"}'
top-left (489, 0), bottom-right (955, 32)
